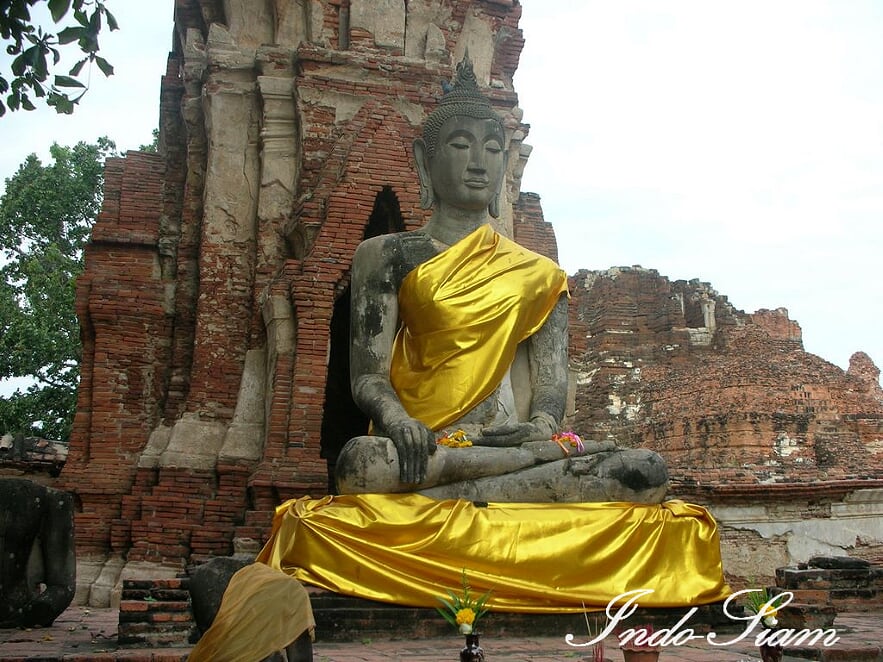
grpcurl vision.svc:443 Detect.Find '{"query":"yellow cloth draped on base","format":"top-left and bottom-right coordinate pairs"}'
top-left (391, 224), bottom-right (569, 430)
top-left (257, 493), bottom-right (731, 613)
top-left (188, 562), bottom-right (315, 662)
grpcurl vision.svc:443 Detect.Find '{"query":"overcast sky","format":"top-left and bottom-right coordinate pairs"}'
top-left (1, 1), bottom-right (881, 384)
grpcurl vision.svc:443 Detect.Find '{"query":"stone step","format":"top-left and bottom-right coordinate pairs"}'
top-left (777, 567), bottom-right (881, 591)
top-left (773, 560), bottom-right (883, 613)
top-left (771, 588), bottom-right (834, 605)
top-left (776, 602), bottom-right (837, 630)
top-left (829, 588), bottom-right (883, 611)
top-left (784, 645), bottom-right (883, 661)
top-left (118, 578), bottom-right (197, 648)
top-left (307, 588), bottom-right (735, 643)
top-left (779, 610), bottom-right (883, 662)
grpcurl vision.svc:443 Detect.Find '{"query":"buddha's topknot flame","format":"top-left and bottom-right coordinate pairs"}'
top-left (422, 53), bottom-right (504, 157)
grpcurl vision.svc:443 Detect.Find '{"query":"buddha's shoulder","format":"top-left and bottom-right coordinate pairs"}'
top-left (357, 229), bottom-right (431, 249)
top-left (354, 230), bottom-right (436, 267)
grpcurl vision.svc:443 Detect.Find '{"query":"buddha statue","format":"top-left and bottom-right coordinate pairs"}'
top-left (335, 57), bottom-right (668, 503)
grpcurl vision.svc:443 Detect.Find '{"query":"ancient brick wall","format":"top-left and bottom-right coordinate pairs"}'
top-left (566, 267), bottom-right (883, 491)
top-left (60, 151), bottom-right (171, 557)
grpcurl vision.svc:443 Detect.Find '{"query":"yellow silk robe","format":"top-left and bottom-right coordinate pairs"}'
top-left (390, 224), bottom-right (569, 430)
top-left (259, 494), bottom-right (731, 613)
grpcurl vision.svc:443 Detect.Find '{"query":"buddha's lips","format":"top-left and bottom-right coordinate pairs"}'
top-left (464, 178), bottom-right (489, 188)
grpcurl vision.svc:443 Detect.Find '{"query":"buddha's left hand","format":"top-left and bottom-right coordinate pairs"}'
top-left (477, 421), bottom-right (549, 447)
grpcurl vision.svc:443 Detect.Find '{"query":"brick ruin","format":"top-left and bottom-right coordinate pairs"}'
top-left (565, 268), bottom-right (883, 581)
top-left (566, 267), bottom-right (883, 488)
top-left (41, 1), bottom-right (882, 604)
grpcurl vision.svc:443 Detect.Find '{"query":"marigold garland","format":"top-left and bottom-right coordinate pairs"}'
top-left (437, 429), bottom-right (472, 448)
top-left (552, 431), bottom-right (584, 455)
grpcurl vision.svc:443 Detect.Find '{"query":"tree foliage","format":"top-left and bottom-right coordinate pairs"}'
top-left (0, 137), bottom-right (116, 440)
top-left (139, 127), bottom-right (159, 153)
top-left (0, 0), bottom-right (118, 116)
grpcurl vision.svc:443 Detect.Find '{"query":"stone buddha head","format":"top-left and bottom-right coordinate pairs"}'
top-left (414, 56), bottom-right (507, 218)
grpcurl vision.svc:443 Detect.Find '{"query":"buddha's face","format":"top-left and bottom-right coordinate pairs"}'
top-left (427, 115), bottom-right (505, 213)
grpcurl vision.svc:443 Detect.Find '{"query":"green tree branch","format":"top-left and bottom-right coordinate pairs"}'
top-left (0, 0), bottom-right (118, 116)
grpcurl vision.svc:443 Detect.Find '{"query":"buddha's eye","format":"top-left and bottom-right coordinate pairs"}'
top-left (485, 141), bottom-right (502, 154)
top-left (448, 139), bottom-right (470, 150)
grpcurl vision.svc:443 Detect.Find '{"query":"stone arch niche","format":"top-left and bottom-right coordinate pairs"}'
top-left (320, 186), bottom-right (406, 492)
top-left (248, 101), bottom-right (427, 507)
top-left (60, 0), bottom-right (549, 604)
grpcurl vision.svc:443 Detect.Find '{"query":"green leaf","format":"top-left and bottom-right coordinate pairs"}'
top-left (88, 8), bottom-right (102, 33)
top-left (47, 92), bottom-right (75, 114)
top-left (104, 8), bottom-right (118, 31)
top-left (48, 0), bottom-right (73, 23)
top-left (9, 2), bottom-right (31, 22)
top-left (78, 33), bottom-right (99, 53)
top-left (54, 75), bottom-right (85, 88)
top-left (94, 55), bottom-right (113, 77)
top-left (11, 53), bottom-right (26, 76)
top-left (1, 1), bottom-right (116, 115)
top-left (436, 606), bottom-right (457, 628)
top-left (57, 26), bottom-right (84, 45)
top-left (68, 58), bottom-right (87, 77)
top-left (33, 51), bottom-right (50, 80)
top-left (23, 44), bottom-right (40, 67)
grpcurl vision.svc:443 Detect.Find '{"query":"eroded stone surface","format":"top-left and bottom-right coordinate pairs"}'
top-left (0, 478), bottom-right (75, 627)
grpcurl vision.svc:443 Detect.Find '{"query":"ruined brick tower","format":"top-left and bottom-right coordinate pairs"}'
top-left (60, 0), bottom-right (559, 603)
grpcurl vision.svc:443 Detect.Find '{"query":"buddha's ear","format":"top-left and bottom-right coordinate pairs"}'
top-left (488, 148), bottom-right (509, 218)
top-left (413, 138), bottom-right (434, 210)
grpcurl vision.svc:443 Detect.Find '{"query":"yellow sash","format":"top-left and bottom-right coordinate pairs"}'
top-left (188, 563), bottom-right (315, 661)
top-left (390, 224), bottom-right (568, 430)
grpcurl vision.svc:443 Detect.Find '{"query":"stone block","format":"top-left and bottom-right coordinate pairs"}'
top-left (770, 587), bottom-right (831, 605)
top-left (777, 602), bottom-right (837, 630)
top-left (777, 567), bottom-right (874, 591)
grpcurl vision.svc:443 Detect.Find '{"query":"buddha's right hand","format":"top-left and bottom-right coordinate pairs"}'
top-left (387, 418), bottom-right (437, 484)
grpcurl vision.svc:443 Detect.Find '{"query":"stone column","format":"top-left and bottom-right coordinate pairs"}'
top-left (255, 49), bottom-right (299, 276)
top-left (189, 23), bottom-right (261, 417)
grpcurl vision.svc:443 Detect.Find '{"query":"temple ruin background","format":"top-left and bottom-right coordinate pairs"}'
top-left (5, 0), bottom-right (878, 606)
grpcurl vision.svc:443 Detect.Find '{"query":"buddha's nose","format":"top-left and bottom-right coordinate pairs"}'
top-left (468, 148), bottom-right (487, 172)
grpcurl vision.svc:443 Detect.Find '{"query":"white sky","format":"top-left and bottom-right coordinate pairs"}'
top-left (1, 1), bottom-right (881, 384)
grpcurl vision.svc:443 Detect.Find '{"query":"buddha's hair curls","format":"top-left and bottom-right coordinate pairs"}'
top-left (422, 55), bottom-right (504, 157)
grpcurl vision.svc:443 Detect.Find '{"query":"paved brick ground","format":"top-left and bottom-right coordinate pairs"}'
top-left (1, 607), bottom-right (880, 661)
